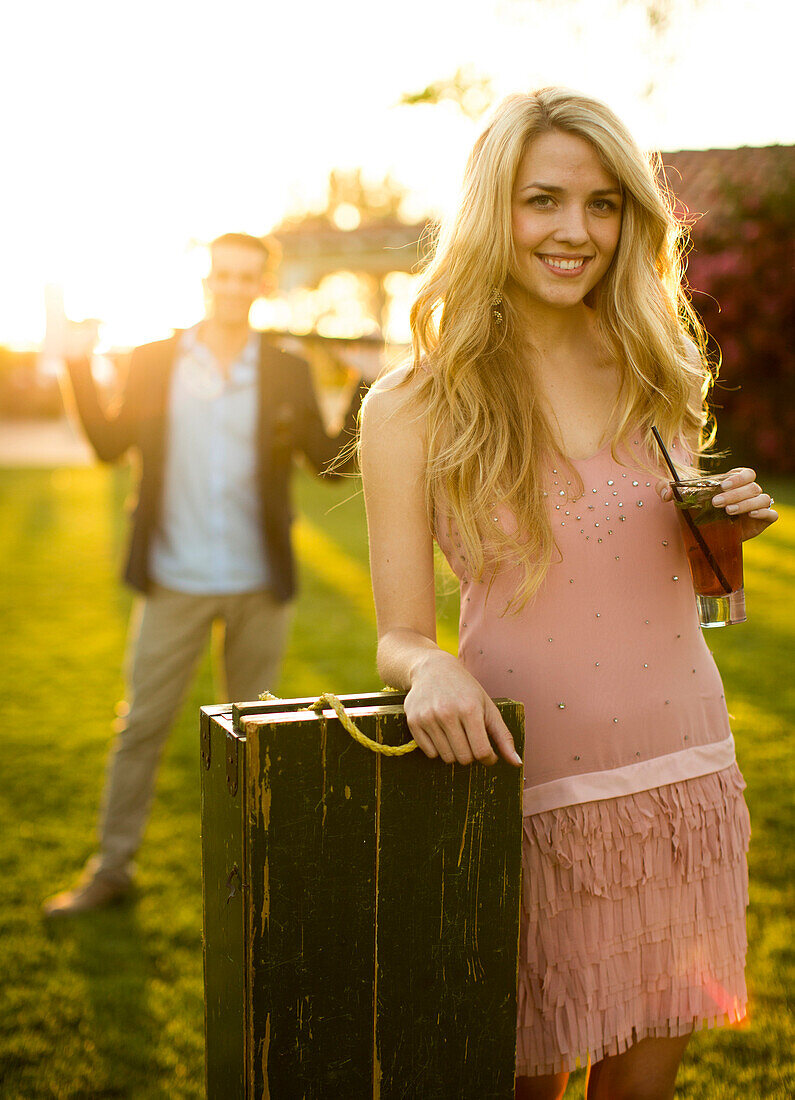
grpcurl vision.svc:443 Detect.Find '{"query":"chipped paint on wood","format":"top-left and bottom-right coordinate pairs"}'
top-left (259, 1016), bottom-right (270, 1100)
top-left (458, 766), bottom-right (474, 869)
top-left (259, 742), bottom-right (271, 939)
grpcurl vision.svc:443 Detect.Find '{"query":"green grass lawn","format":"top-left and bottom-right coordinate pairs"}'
top-left (0, 464), bottom-right (792, 1099)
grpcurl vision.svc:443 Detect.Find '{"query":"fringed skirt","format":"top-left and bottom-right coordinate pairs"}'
top-left (515, 763), bottom-right (751, 1078)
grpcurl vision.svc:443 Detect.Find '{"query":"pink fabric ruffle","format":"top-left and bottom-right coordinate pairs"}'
top-left (515, 763), bottom-right (751, 1078)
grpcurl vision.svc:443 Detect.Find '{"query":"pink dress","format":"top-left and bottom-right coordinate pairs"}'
top-left (435, 439), bottom-right (750, 1077)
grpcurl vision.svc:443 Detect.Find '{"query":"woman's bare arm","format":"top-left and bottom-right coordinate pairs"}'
top-left (360, 370), bottom-right (521, 768)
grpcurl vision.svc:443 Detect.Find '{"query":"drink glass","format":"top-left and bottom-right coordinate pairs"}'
top-left (671, 476), bottom-right (746, 628)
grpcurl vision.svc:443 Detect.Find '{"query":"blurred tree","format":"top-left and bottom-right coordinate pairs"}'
top-left (399, 66), bottom-right (494, 120)
top-left (497, 0), bottom-right (698, 33)
top-left (400, 1), bottom-right (704, 117)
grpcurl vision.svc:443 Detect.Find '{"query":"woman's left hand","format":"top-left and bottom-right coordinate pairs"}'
top-left (659, 467), bottom-right (778, 541)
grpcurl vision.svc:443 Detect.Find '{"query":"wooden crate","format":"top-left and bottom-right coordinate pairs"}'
top-left (201, 692), bottom-right (525, 1099)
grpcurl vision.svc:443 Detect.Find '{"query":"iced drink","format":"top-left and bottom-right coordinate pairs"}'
top-left (672, 476), bottom-right (746, 627)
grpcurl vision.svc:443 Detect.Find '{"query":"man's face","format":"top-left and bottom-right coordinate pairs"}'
top-left (203, 243), bottom-right (268, 326)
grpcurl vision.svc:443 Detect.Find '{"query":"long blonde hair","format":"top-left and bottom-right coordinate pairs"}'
top-left (407, 86), bottom-right (715, 610)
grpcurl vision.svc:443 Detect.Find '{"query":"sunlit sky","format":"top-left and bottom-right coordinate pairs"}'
top-left (0, 0), bottom-right (790, 349)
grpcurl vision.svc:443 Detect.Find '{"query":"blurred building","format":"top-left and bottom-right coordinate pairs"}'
top-left (660, 145), bottom-right (794, 232)
top-left (272, 218), bottom-right (430, 334)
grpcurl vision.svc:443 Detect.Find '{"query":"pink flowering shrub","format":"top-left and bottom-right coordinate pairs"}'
top-left (684, 165), bottom-right (795, 475)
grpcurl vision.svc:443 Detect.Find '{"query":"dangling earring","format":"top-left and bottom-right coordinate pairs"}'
top-left (491, 286), bottom-right (504, 325)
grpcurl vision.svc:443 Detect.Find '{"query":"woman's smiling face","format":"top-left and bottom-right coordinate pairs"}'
top-left (510, 129), bottom-right (623, 312)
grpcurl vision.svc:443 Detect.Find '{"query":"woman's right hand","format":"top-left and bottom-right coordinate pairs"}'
top-left (405, 649), bottom-right (523, 768)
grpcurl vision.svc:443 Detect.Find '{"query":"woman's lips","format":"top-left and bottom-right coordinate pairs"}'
top-left (536, 255), bottom-right (593, 276)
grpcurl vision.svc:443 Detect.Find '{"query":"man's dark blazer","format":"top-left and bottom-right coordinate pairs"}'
top-left (66, 331), bottom-right (364, 602)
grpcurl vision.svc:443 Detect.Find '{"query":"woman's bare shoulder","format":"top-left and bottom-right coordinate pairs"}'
top-left (372, 360), bottom-right (413, 390)
top-left (362, 362), bottom-right (428, 433)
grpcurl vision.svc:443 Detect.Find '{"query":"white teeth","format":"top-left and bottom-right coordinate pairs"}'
top-left (542, 257), bottom-right (586, 270)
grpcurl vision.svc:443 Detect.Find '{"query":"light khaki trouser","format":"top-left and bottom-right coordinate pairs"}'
top-left (91, 584), bottom-right (291, 883)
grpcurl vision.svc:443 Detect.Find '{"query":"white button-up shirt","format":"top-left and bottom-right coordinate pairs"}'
top-left (149, 325), bottom-right (269, 594)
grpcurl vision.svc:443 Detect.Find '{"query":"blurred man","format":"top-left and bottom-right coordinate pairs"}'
top-left (44, 232), bottom-right (364, 915)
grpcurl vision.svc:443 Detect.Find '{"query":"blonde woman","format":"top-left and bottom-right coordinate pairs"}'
top-left (360, 88), bottom-right (777, 1099)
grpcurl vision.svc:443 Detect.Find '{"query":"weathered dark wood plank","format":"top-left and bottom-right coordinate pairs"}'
top-left (200, 707), bottom-right (247, 1099)
top-left (245, 709), bottom-right (379, 1099)
top-left (374, 701), bottom-right (525, 1099)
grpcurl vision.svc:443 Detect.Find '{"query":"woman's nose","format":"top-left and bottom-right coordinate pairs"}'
top-left (553, 205), bottom-right (589, 246)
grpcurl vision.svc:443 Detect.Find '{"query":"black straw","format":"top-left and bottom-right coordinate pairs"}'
top-left (650, 427), bottom-right (732, 595)
top-left (651, 426), bottom-right (680, 482)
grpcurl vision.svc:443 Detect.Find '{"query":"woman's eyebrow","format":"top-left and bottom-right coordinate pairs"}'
top-left (519, 182), bottom-right (563, 193)
top-left (518, 182), bottom-right (622, 196)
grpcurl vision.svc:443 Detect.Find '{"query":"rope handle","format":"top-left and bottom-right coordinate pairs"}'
top-left (258, 690), bottom-right (417, 757)
top-left (308, 692), bottom-right (417, 757)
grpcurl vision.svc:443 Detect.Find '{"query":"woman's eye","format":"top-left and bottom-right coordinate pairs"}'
top-left (591, 199), bottom-right (617, 214)
top-left (529, 195), bottom-right (554, 208)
